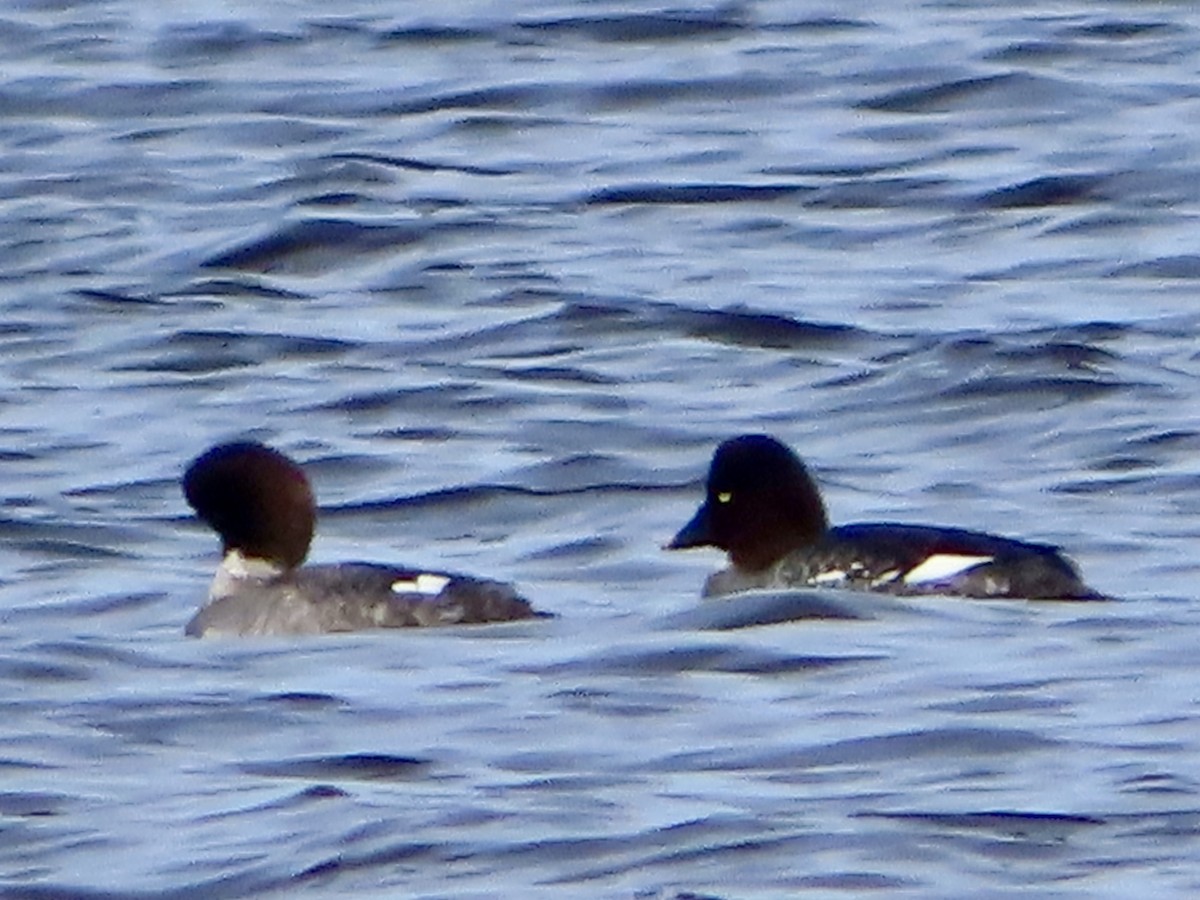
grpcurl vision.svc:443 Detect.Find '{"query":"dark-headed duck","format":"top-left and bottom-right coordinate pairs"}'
top-left (184, 441), bottom-right (546, 636)
top-left (668, 434), bottom-right (1103, 600)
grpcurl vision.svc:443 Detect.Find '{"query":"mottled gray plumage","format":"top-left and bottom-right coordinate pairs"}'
top-left (184, 441), bottom-right (546, 637)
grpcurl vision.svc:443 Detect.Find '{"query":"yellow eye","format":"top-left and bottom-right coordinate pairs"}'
top-left (716, 492), bottom-right (732, 504)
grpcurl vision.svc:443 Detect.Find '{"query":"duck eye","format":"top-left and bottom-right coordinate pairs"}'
top-left (716, 492), bottom-right (732, 504)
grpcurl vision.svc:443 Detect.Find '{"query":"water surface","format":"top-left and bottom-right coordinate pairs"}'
top-left (3, 1), bottom-right (1200, 896)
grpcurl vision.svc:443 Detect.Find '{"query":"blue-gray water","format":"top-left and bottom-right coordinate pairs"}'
top-left (4, 1), bottom-right (1200, 896)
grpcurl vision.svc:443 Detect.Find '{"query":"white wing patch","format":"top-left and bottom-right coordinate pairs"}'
top-left (811, 570), bottom-right (847, 585)
top-left (903, 554), bottom-right (993, 586)
top-left (391, 573), bottom-right (451, 596)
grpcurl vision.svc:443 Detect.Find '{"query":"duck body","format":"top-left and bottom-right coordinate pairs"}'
top-left (669, 435), bottom-right (1103, 601)
top-left (696, 522), bottom-right (1098, 600)
top-left (186, 555), bottom-right (539, 637)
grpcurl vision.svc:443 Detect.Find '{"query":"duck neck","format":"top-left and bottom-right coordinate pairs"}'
top-left (211, 548), bottom-right (287, 600)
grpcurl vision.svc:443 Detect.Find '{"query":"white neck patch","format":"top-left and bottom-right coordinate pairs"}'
top-left (903, 553), bottom-right (993, 586)
top-left (211, 549), bottom-right (284, 599)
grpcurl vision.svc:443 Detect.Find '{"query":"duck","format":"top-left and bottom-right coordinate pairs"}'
top-left (183, 441), bottom-right (547, 636)
top-left (667, 434), bottom-right (1103, 600)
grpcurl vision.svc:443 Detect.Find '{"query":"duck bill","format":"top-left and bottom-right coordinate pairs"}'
top-left (666, 504), bottom-right (714, 550)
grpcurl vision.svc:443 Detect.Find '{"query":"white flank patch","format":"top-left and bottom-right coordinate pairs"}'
top-left (902, 554), bottom-right (993, 586)
top-left (391, 573), bottom-right (451, 596)
top-left (811, 569), bottom-right (847, 585)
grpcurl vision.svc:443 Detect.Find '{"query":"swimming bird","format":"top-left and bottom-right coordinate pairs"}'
top-left (184, 441), bottom-right (546, 636)
top-left (668, 434), bottom-right (1103, 600)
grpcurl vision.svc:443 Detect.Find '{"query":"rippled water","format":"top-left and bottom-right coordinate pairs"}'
top-left (5, 1), bottom-right (1200, 896)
